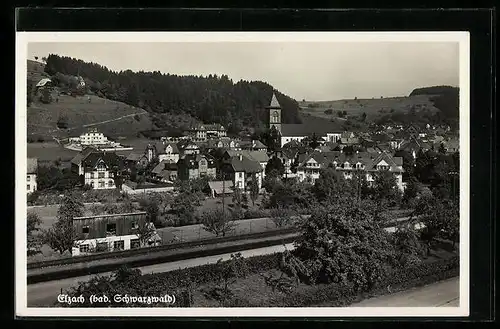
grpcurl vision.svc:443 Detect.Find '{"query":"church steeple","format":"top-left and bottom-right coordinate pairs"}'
top-left (267, 92), bottom-right (282, 134)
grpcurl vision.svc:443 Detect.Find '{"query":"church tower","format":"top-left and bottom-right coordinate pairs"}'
top-left (267, 92), bottom-right (282, 134)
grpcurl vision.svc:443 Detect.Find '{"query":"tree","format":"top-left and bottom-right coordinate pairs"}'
top-left (249, 174), bottom-right (259, 206)
top-left (27, 212), bottom-right (42, 253)
top-left (391, 221), bottom-right (425, 267)
top-left (438, 143), bottom-right (447, 154)
top-left (201, 208), bottom-right (236, 237)
top-left (371, 170), bottom-right (401, 210)
top-left (402, 176), bottom-right (421, 208)
top-left (269, 205), bottom-right (294, 228)
top-left (308, 133), bottom-right (320, 149)
top-left (265, 156), bottom-right (285, 179)
top-left (313, 168), bottom-right (351, 203)
top-left (42, 193), bottom-right (84, 254)
top-left (135, 220), bottom-right (157, 247)
top-left (412, 195), bottom-right (458, 255)
top-left (394, 149), bottom-right (415, 180)
top-left (291, 199), bottom-right (396, 291)
top-left (56, 114), bottom-right (69, 129)
top-left (231, 187), bottom-right (245, 220)
top-left (202, 253), bottom-right (248, 306)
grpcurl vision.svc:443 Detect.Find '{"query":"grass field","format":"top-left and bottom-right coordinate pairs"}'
top-left (27, 142), bottom-right (79, 163)
top-left (300, 94), bottom-right (439, 122)
top-left (28, 93), bottom-right (154, 139)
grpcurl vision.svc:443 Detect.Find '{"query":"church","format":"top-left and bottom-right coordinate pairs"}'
top-left (267, 93), bottom-right (344, 147)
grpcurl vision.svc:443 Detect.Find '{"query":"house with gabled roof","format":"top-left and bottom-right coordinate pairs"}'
top-left (125, 152), bottom-right (149, 169)
top-left (71, 146), bottom-right (99, 176)
top-left (81, 151), bottom-right (124, 189)
top-left (223, 150), bottom-right (270, 177)
top-left (240, 139), bottom-right (267, 152)
top-left (220, 154), bottom-right (263, 190)
top-left (151, 160), bottom-right (178, 183)
top-left (27, 158), bottom-right (38, 194)
top-left (177, 154), bottom-right (217, 181)
top-left (295, 150), bottom-right (404, 190)
top-left (156, 142), bottom-right (180, 163)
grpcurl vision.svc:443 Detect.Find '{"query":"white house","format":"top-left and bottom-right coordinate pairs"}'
top-left (296, 151), bottom-right (405, 191)
top-left (221, 154), bottom-right (263, 191)
top-left (27, 158), bottom-right (38, 194)
top-left (81, 151), bottom-right (124, 189)
top-left (157, 142), bottom-right (180, 163)
top-left (77, 128), bottom-right (109, 146)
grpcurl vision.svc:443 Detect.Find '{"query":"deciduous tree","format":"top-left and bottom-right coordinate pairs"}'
top-left (201, 208), bottom-right (235, 237)
top-left (42, 193), bottom-right (84, 254)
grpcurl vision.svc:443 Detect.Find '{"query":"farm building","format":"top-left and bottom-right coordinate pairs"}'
top-left (71, 211), bottom-right (161, 256)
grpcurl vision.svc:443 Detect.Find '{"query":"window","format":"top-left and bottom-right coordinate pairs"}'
top-left (27, 175), bottom-right (30, 182)
top-left (113, 240), bottom-right (125, 251)
top-left (90, 172), bottom-right (95, 179)
top-left (96, 242), bottom-right (109, 252)
top-left (106, 223), bottom-right (116, 235)
top-left (131, 221), bottom-right (138, 230)
top-left (98, 181), bottom-right (105, 188)
top-left (108, 180), bottom-right (114, 187)
top-left (79, 244), bottom-right (90, 253)
top-left (27, 184), bottom-right (30, 191)
top-left (98, 172), bottom-right (105, 179)
top-left (239, 172), bottom-right (243, 178)
top-left (82, 226), bottom-right (90, 234)
top-left (130, 239), bottom-right (140, 249)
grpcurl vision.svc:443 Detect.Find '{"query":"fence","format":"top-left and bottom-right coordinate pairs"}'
top-left (27, 226), bottom-right (299, 270)
top-left (121, 183), bottom-right (175, 195)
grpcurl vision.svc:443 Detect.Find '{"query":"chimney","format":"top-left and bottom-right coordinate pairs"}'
top-left (238, 154), bottom-right (243, 161)
top-left (252, 140), bottom-right (256, 148)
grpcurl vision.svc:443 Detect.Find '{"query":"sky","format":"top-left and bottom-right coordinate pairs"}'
top-left (28, 42), bottom-right (459, 101)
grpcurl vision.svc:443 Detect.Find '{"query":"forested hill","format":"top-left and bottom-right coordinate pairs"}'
top-left (409, 86), bottom-right (459, 120)
top-left (43, 54), bottom-right (302, 131)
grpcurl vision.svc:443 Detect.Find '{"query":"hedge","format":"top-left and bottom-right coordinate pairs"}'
top-left (142, 252), bottom-right (283, 290)
top-left (228, 255), bottom-right (459, 307)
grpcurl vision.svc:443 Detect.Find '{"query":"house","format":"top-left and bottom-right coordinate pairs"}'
top-left (184, 123), bottom-right (227, 140)
top-left (240, 139), bottom-right (267, 152)
top-left (177, 140), bottom-right (201, 156)
top-left (295, 150), bottom-right (405, 191)
top-left (70, 147), bottom-right (99, 175)
top-left (223, 150), bottom-right (270, 178)
top-left (27, 158), bottom-right (38, 194)
top-left (157, 142), bottom-right (180, 163)
top-left (267, 92), bottom-right (344, 147)
top-left (124, 152), bottom-right (149, 169)
top-left (220, 154), bottom-right (263, 191)
top-left (81, 151), bottom-right (124, 189)
top-left (71, 212), bottom-right (161, 256)
top-left (76, 128), bottom-right (109, 146)
top-left (177, 154), bottom-right (217, 181)
top-left (151, 161), bottom-right (178, 182)
top-left (207, 180), bottom-right (235, 198)
top-left (205, 138), bottom-right (241, 151)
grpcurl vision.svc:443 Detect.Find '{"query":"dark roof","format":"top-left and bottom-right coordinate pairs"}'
top-left (71, 147), bottom-right (98, 165)
top-left (178, 154), bottom-right (216, 169)
top-left (226, 155), bottom-right (262, 173)
top-left (126, 153), bottom-right (146, 162)
top-left (27, 158), bottom-right (38, 174)
top-left (281, 118), bottom-right (344, 137)
top-left (82, 152), bottom-right (124, 170)
top-left (225, 150), bottom-right (269, 163)
top-left (298, 150), bottom-right (404, 173)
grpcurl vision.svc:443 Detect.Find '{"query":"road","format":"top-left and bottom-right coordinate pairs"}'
top-left (27, 243), bottom-right (295, 307)
top-left (349, 277), bottom-right (459, 307)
